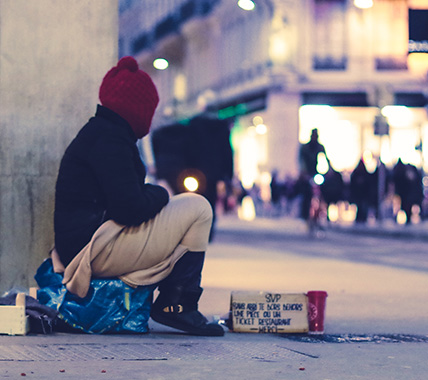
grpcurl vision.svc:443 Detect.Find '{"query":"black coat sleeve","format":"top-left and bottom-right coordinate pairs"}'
top-left (89, 133), bottom-right (169, 226)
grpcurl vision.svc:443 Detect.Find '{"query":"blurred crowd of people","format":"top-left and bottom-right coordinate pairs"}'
top-left (216, 157), bottom-right (425, 226)
top-left (266, 157), bottom-right (424, 225)
top-left (215, 128), bottom-right (426, 227)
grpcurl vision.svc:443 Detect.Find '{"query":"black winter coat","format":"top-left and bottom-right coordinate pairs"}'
top-left (54, 105), bottom-right (169, 266)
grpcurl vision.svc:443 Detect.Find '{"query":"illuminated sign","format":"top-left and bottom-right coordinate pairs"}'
top-left (213, 94), bottom-right (267, 119)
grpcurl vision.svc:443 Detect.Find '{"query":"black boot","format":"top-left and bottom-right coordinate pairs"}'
top-left (150, 285), bottom-right (224, 336)
top-left (151, 251), bottom-right (224, 336)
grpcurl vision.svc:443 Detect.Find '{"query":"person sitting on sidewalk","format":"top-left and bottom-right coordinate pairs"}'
top-left (52, 56), bottom-right (223, 336)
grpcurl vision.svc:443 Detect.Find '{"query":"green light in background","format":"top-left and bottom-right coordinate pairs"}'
top-left (218, 103), bottom-right (248, 119)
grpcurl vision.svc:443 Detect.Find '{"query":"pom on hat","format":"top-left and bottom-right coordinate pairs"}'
top-left (116, 56), bottom-right (139, 72)
top-left (99, 56), bottom-right (159, 138)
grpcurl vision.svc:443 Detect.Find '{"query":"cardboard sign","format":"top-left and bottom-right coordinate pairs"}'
top-left (230, 291), bottom-right (309, 333)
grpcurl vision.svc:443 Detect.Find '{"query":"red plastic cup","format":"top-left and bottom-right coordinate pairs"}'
top-left (307, 290), bottom-right (328, 334)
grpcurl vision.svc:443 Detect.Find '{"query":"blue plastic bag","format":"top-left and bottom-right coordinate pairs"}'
top-left (35, 258), bottom-right (155, 334)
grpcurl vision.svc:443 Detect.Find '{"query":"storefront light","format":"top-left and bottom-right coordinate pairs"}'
top-left (380, 136), bottom-right (393, 166)
top-left (299, 105), bottom-right (337, 142)
top-left (339, 202), bottom-right (357, 223)
top-left (299, 105), bottom-right (337, 125)
top-left (250, 116), bottom-right (267, 134)
top-left (238, 196), bottom-right (256, 221)
top-left (239, 132), bottom-right (259, 190)
top-left (238, 0), bottom-right (255, 11)
top-left (247, 125), bottom-right (257, 136)
top-left (354, 0), bottom-right (373, 9)
top-left (255, 123), bottom-right (267, 135)
top-left (253, 116), bottom-right (263, 126)
top-left (381, 105), bottom-right (413, 127)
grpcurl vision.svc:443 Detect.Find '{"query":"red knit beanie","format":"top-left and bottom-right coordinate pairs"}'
top-left (99, 56), bottom-right (159, 138)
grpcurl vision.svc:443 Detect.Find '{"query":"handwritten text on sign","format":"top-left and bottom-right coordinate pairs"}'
top-left (231, 292), bottom-right (308, 333)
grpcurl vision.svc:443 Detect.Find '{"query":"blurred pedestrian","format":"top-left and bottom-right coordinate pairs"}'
top-left (297, 128), bottom-right (329, 221)
top-left (270, 169), bottom-right (282, 216)
top-left (320, 165), bottom-right (344, 218)
top-left (298, 128), bottom-right (327, 178)
top-left (392, 159), bottom-right (423, 224)
top-left (350, 159), bottom-right (371, 223)
top-left (289, 172), bottom-right (313, 221)
top-left (371, 160), bottom-right (391, 220)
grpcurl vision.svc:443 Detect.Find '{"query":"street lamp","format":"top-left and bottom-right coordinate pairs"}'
top-left (354, 0), bottom-right (373, 9)
top-left (153, 58), bottom-right (169, 70)
top-left (183, 176), bottom-right (199, 192)
top-left (238, 0), bottom-right (255, 11)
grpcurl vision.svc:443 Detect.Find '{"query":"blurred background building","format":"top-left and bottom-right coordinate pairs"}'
top-left (119, 0), bottom-right (428, 192)
top-left (0, 0), bottom-right (426, 295)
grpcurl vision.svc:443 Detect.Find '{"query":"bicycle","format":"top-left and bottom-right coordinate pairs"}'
top-left (307, 175), bottom-right (328, 237)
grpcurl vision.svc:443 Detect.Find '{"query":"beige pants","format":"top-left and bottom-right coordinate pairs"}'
top-left (60, 192), bottom-right (212, 298)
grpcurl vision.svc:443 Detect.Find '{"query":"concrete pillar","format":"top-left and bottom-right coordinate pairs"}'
top-left (0, 0), bottom-right (118, 293)
top-left (264, 90), bottom-right (301, 177)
